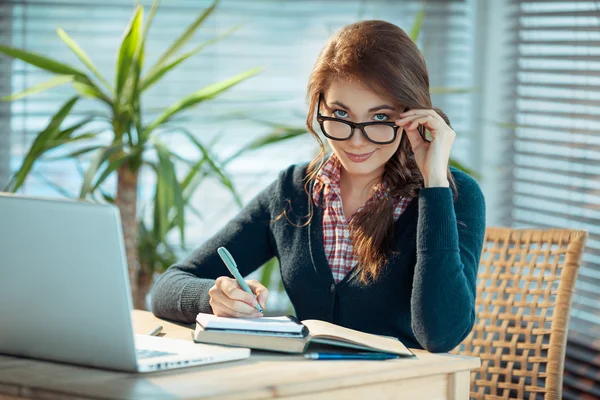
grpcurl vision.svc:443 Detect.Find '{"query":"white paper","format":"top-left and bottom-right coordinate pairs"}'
top-left (196, 313), bottom-right (304, 334)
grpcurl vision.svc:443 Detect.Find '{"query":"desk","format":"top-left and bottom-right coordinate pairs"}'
top-left (0, 310), bottom-right (480, 399)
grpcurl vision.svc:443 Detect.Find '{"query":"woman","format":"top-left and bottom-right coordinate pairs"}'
top-left (151, 20), bottom-right (486, 353)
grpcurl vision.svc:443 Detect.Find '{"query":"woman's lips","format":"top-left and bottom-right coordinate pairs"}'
top-left (344, 150), bottom-right (376, 163)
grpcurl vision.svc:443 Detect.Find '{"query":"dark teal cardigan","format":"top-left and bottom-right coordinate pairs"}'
top-left (151, 163), bottom-right (486, 352)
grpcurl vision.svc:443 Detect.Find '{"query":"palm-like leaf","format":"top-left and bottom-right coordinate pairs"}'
top-left (115, 5), bottom-right (143, 105)
top-left (1, 0), bottom-right (273, 278)
top-left (0, 45), bottom-right (86, 76)
top-left (140, 24), bottom-right (241, 93)
top-left (153, 139), bottom-right (185, 244)
top-left (225, 126), bottom-right (307, 165)
top-left (79, 142), bottom-right (128, 198)
top-left (72, 76), bottom-right (112, 104)
top-left (410, 10), bottom-right (425, 42)
top-left (6, 96), bottom-right (81, 192)
top-left (2, 75), bottom-right (74, 102)
top-left (57, 28), bottom-right (113, 93)
top-left (143, 67), bottom-right (262, 138)
top-left (147, 0), bottom-right (218, 75)
top-left (177, 128), bottom-right (242, 207)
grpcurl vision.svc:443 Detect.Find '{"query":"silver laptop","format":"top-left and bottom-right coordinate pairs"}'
top-left (0, 193), bottom-right (250, 372)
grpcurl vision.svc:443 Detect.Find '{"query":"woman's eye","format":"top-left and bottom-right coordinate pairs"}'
top-left (333, 109), bottom-right (349, 118)
top-left (373, 113), bottom-right (389, 121)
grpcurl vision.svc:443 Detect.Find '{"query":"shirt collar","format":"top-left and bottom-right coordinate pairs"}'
top-left (313, 153), bottom-right (392, 203)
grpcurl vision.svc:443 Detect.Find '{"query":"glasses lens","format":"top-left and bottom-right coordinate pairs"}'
top-left (364, 125), bottom-right (396, 143)
top-left (322, 120), bottom-right (352, 139)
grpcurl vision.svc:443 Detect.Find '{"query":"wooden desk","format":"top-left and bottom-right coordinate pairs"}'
top-left (0, 310), bottom-right (480, 399)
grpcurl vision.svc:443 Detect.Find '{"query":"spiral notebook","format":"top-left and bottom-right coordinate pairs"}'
top-left (193, 313), bottom-right (414, 356)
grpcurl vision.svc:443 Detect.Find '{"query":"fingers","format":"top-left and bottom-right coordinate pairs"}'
top-left (217, 276), bottom-right (259, 307)
top-left (247, 279), bottom-right (270, 310)
top-left (399, 108), bottom-right (444, 122)
top-left (396, 114), bottom-right (438, 132)
top-left (406, 116), bottom-right (434, 131)
top-left (211, 291), bottom-right (263, 318)
top-left (396, 109), bottom-right (455, 144)
top-left (403, 126), bottom-right (427, 154)
top-left (209, 277), bottom-right (263, 318)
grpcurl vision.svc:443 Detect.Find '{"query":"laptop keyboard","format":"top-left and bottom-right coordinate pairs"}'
top-left (136, 348), bottom-right (177, 360)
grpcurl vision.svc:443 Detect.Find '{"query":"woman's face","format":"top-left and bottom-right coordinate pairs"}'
top-left (320, 79), bottom-right (403, 180)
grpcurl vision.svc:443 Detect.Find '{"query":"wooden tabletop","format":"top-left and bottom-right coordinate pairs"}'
top-left (0, 310), bottom-right (480, 399)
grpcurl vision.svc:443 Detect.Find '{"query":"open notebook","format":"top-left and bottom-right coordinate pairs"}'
top-left (194, 313), bottom-right (414, 357)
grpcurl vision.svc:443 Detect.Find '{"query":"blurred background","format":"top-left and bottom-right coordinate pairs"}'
top-left (0, 0), bottom-right (598, 397)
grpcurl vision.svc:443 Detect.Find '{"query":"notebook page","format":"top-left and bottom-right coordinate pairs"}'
top-left (303, 320), bottom-right (413, 356)
top-left (196, 313), bottom-right (304, 334)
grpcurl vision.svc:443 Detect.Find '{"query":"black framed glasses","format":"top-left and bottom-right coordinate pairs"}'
top-left (316, 95), bottom-right (404, 145)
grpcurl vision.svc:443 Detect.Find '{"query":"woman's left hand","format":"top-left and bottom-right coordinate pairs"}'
top-left (395, 109), bottom-right (455, 188)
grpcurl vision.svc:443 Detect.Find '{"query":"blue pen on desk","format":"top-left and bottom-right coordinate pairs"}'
top-left (217, 247), bottom-right (264, 313)
top-left (304, 353), bottom-right (399, 360)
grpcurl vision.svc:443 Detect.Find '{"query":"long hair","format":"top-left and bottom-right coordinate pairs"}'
top-left (300, 20), bottom-right (457, 284)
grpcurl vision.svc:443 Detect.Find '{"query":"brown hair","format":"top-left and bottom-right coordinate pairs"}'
top-left (297, 20), bottom-right (456, 284)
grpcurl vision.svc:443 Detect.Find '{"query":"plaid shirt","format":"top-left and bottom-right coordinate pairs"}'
top-left (312, 155), bottom-right (413, 283)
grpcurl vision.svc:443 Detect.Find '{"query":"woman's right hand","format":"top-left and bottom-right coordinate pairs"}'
top-left (208, 277), bottom-right (268, 318)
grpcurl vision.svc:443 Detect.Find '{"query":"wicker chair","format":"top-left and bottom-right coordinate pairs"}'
top-left (452, 227), bottom-right (588, 400)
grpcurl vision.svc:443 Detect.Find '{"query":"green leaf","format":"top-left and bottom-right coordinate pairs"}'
top-left (449, 158), bottom-right (479, 179)
top-left (224, 125), bottom-right (307, 165)
top-left (149, 0), bottom-right (218, 72)
top-left (137, 0), bottom-right (159, 77)
top-left (180, 154), bottom-right (207, 191)
top-left (100, 191), bottom-right (116, 203)
top-left (142, 0), bottom-right (160, 44)
top-left (179, 128), bottom-right (242, 207)
top-left (141, 24), bottom-right (241, 93)
top-left (32, 172), bottom-right (74, 198)
top-left (163, 154), bottom-right (207, 232)
top-left (72, 76), bottom-right (112, 104)
top-left (143, 67), bottom-right (262, 137)
top-left (259, 258), bottom-right (278, 288)
top-left (410, 10), bottom-right (425, 42)
top-left (91, 151), bottom-right (133, 193)
top-left (45, 144), bottom-right (104, 161)
top-left (54, 117), bottom-right (95, 141)
top-left (43, 133), bottom-right (98, 154)
top-left (8, 96), bottom-right (80, 192)
top-left (0, 45), bottom-right (87, 76)
top-left (153, 140), bottom-right (185, 244)
top-left (129, 0), bottom-right (156, 139)
top-left (79, 143), bottom-right (126, 198)
top-left (430, 86), bottom-right (476, 95)
top-left (115, 5), bottom-right (143, 103)
top-left (56, 28), bottom-right (113, 93)
top-left (2, 75), bottom-right (74, 102)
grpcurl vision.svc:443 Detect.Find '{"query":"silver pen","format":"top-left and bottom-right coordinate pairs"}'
top-left (147, 325), bottom-right (163, 336)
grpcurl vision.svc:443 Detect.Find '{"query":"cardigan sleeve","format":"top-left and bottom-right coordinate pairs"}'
top-left (410, 171), bottom-right (486, 352)
top-left (150, 176), bottom-right (278, 324)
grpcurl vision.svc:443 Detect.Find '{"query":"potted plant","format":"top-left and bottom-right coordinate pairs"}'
top-left (0, 0), bottom-right (305, 308)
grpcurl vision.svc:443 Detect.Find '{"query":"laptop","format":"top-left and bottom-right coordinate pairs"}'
top-left (0, 193), bottom-right (250, 372)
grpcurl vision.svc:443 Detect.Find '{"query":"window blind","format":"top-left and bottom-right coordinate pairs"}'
top-left (507, 1), bottom-right (600, 398)
top-left (0, 2), bottom-right (11, 189)
top-left (0, 0), bottom-right (478, 245)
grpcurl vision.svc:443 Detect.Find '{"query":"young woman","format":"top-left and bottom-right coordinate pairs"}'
top-left (151, 20), bottom-right (486, 353)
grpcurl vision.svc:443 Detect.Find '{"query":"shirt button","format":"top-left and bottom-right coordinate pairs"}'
top-left (330, 284), bottom-right (335, 293)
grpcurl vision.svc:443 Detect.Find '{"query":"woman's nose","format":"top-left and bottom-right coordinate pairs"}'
top-left (348, 127), bottom-right (368, 147)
